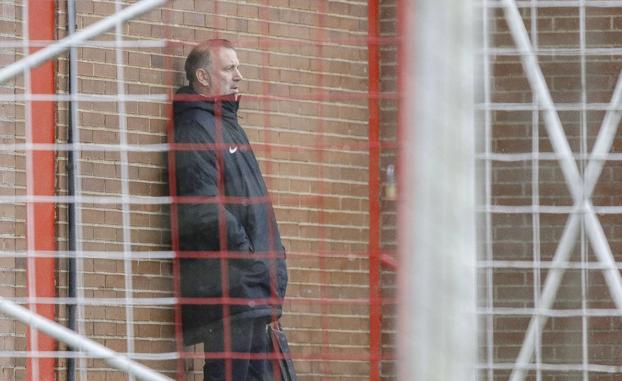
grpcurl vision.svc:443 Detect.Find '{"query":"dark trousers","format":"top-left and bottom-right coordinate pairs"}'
top-left (203, 318), bottom-right (273, 381)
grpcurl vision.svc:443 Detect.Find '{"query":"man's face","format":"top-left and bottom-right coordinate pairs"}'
top-left (202, 47), bottom-right (243, 97)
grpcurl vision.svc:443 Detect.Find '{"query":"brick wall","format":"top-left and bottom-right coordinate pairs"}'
top-left (54, 0), bottom-right (176, 377)
top-left (485, 5), bottom-right (622, 380)
top-left (379, 0), bottom-right (398, 380)
top-left (0, 0), bottom-right (397, 380)
top-left (0, 1), bottom-right (26, 380)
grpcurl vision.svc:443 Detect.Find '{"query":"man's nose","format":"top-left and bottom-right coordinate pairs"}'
top-left (234, 68), bottom-right (243, 81)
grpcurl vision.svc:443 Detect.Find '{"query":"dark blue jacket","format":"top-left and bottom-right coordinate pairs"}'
top-left (172, 86), bottom-right (288, 345)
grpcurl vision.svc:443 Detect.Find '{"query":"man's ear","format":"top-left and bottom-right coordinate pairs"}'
top-left (195, 68), bottom-right (210, 87)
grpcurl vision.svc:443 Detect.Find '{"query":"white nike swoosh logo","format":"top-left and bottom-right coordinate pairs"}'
top-left (229, 146), bottom-right (238, 154)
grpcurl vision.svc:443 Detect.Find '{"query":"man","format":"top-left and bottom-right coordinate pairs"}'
top-left (172, 39), bottom-right (289, 381)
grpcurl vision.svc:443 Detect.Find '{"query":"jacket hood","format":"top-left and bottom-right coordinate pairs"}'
top-left (173, 85), bottom-right (240, 118)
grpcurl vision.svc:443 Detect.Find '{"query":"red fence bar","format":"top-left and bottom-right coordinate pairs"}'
top-left (368, 0), bottom-right (382, 380)
top-left (26, 1), bottom-right (56, 380)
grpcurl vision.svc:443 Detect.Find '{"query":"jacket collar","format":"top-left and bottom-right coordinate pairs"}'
top-left (173, 86), bottom-right (240, 118)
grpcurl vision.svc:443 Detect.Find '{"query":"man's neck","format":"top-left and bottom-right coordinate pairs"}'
top-left (191, 83), bottom-right (239, 102)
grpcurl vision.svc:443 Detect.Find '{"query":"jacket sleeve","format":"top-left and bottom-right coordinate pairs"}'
top-left (174, 120), bottom-right (252, 251)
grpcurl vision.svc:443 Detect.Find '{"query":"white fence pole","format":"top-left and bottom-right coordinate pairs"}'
top-left (397, 0), bottom-right (477, 380)
top-left (0, 0), bottom-right (166, 84)
top-left (0, 297), bottom-right (174, 381)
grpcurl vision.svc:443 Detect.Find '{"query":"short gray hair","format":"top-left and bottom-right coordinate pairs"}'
top-left (184, 39), bottom-right (235, 84)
